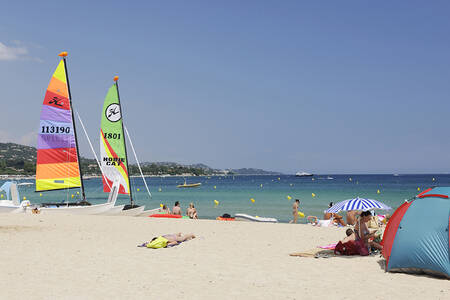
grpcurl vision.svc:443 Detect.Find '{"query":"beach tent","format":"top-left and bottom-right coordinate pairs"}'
top-left (382, 187), bottom-right (450, 278)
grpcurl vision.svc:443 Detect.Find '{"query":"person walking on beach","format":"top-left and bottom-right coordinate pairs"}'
top-left (173, 201), bottom-right (182, 215)
top-left (289, 199), bottom-right (300, 223)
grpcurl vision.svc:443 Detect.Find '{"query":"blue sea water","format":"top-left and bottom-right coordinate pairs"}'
top-left (4, 174), bottom-right (449, 223)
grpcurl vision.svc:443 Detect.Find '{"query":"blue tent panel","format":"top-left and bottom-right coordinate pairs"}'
top-left (388, 196), bottom-right (450, 277)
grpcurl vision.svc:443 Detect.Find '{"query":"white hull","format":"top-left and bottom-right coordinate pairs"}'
top-left (0, 205), bottom-right (25, 214)
top-left (235, 213), bottom-right (278, 223)
top-left (97, 205), bottom-right (126, 216)
top-left (137, 207), bottom-right (162, 217)
top-left (119, 206), bottom-right (145, 216)
top-left (0, 199), bottom-right (30, 214)
top-left (34, 201), bottom-right (116, 215)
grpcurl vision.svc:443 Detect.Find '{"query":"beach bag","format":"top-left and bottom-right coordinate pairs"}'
top-left (354, 239), bottom-right (369, 256)
top-left (334, 241), bottom-right (359, 255)
top-left (146, 236), bottom-right (169, 249)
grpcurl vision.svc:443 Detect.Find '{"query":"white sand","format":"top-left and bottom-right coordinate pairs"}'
top-left (0, 214), bottom-right (448, 299)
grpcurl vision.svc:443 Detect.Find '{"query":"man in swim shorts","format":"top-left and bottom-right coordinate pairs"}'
top-left (172, 201), bottom-right (182, 215)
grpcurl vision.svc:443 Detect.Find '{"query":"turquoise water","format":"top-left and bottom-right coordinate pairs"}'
top-left (4, 174), bottom-right (449, 223)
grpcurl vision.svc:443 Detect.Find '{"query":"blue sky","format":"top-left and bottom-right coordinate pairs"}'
top-left (1, 1), bottom-right (449, 174)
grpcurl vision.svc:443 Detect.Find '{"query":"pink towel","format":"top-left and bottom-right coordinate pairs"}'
top-left (318, 243), bottom-right (337, 250)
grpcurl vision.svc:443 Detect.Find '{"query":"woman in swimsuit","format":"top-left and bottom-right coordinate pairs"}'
top-left (186, 203), bottom-right (198, 219)
top-left (355, 211), bottom-right (382, 251)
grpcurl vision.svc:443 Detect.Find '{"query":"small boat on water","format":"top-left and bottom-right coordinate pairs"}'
top-left (235, 213), bottom-right (278, 223)
top-left (295, 171), bottom-right (313, 177)
top-left (177, 179), bottom-right (201, 188)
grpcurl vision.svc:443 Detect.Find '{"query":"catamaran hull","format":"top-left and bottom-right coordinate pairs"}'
top-left (34, 201), bottom-right (115, 215)
top-left (119, 206), bottom-right (145, 216)
top-left (0, 206), bottom-right (25, 213)
top-left (97, 205), bottom-right (126, 215)
top-left (138, 207), bottom-right (162, 217)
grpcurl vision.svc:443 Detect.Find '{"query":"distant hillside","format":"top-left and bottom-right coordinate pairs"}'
top-left (0, 143), bottom-right (280, 176)
top-left (229, 168), bottom-right (282, 175)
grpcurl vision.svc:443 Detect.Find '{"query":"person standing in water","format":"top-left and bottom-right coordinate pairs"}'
top-left (289, 199), bottom-right (300, 223)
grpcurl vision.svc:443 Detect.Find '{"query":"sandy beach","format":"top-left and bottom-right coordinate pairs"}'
top-left (0, 214), bottom-right (448, 300)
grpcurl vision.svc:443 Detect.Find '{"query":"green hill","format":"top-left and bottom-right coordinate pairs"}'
top-left (0, 143), bottom-right (280, 176)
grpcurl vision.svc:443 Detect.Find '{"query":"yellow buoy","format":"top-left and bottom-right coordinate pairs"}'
top-left (251, 198), bottom-right (255, 203)
top-left (287, 195), bottom-right (292, 200)
top-left (255, 216), bottom-right (259, 218)
top-left (417, 187), bottom-right (420, 191)
top-left (260, 184), bottom-right (263, 188)
top-left (298, 211), bottom-right (305, 218)
top-left (0, 194), bottom-right (3, 198)
top-left (278, 177), bottom-right (280, 181)
top-left (312, 193), bottom-right (316, 197)
top-left (377, 189), bottom-right (380, 194)
top-left (160, 203), bottom-right (163, 208)
top-left (137, 188), bottom-right (140, 192)
top-left (214, 186), bottom-right (217, 189)
top-left (39, 193), bottom-right (42, 197)
top-left (71, 194), bottom-right (74, 198)
top-left (77, 191), bottom-right (79, 195)
top-left (23, 196), bottom-right (26, 200)
top-left (214, 200), bottom-right (219, 205)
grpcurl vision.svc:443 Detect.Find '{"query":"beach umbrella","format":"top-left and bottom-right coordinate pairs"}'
top-left (326, 197), bottom-right (391, 213)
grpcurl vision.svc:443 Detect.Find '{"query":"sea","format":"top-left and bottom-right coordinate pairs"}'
top-left (4, 174), bottom-right (449, 223)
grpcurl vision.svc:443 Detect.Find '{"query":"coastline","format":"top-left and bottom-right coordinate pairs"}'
top-left (0, 214), bottom-right (448, 299)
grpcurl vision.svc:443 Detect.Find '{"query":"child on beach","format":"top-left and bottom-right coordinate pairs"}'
top-left (289, 199), bottom-right (300, 223)
top-left (161, 205), bottom-right (170, 214)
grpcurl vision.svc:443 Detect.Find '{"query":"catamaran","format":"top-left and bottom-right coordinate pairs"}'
top-left (34, 52), bottom-right (118, 214)
top-left (0, 181), bottom-right (30, 213)
top-left (99, 76), bottom-right (153, 216)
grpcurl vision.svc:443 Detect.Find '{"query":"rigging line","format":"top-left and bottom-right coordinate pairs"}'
top-left (74, 110), bottom-right (111, 190)
top-left (124, 125), bottom-right (152, 198)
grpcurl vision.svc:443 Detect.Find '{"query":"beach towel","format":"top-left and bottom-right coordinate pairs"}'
top-left (139, 236), bottom-right (169, 249)
top-left (318, 243), bottom-right (337, 250)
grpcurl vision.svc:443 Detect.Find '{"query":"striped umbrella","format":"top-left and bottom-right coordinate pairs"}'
top-left (326, 197), bottom-right (392, 213)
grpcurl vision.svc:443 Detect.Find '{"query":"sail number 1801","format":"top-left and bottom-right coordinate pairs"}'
top-left (103, 132), bottom-right (121, 139)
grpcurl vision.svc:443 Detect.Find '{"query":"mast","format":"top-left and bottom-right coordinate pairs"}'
top-left (60, 51), bottom-right (86, 201)
top-left (114, 76), bottom-right (134, 207)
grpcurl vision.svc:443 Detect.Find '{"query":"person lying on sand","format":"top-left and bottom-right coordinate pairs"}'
top-left (307, 215), bottom-right (343, 227)
top-left (140, 233), bottom-right (196, 248)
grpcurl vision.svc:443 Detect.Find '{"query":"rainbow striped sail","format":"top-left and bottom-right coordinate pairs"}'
top-left (99, 79), bottom-right (130, 194)
top-left (36, 58), bottom-right (81, 192)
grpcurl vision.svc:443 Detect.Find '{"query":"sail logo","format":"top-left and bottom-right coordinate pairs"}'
top-left (103, 157), bottom-right (125, 166)
top-left (106, 104), bottom-right (121, 122)
top-left (49, 96), bottom-right (63, 107)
